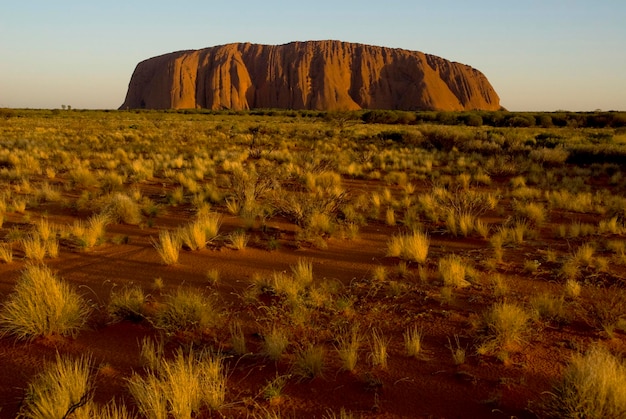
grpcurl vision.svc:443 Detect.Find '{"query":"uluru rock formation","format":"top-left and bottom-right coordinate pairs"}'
top-left (120, 41), bottom-right (501, 111)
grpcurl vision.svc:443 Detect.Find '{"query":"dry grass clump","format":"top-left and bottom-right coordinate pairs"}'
top-left (564, 279), bottom-right (582, 299)
top-left (490, 274), bottom-right (509, 298)
top-left (403, 325), bottom-right (424, 358)
top-left (386, 230), bottom-right (429, 263)
top-left (140, 336), bottom-right (165, 371)
top-left (71, 213), bottom-right (109, 249)
top-left (227, 230), bottom-right (249, 250)
top-left (292, 344), bottom-right (325, 380)
top-left (477, 302), bottom-right (531, 358)
top-left (153, 230), bottom-right (182, 265)
top-left (0, 242), bottom-right (13, 263)
top-left (541, 345), bottom-right (626, 418)
top-left (445, 209), bottom-right (477, 237)
top-left (547, 190), bottom-right (595, 213)
top-left (87, 400), bottom-right (136, 419)
top-left (514, 201), bottom-right (546, 226)
top-left (560, 242), bottom-right (601, 280)
top-left (20, 234), bottom-right (50, 261)
top-left (229, 321), bottom-right (247, 355)
top-left (447, 335), bottom-right (466, 365)
top-left (179, 212), bottom-right (222, 250)
top-left (18, 354), bottom-right (93, 419)
top-left (178, 221), bottom-right (208, 251)
top-left (371, 265), bottom-right (387, 283)
top-left (531, 293), bottom-right (569, 324)
top-left (128, 348), bottom-right (227, 417)
top-left (369, 328), bottom-right (390, 369)
top-left (335, 325), bottom-right (362, 372)
top-left (154, 288), bottom-right (219, 334)
top-left (598, 216), bottom-right (623, 235)
top-left (108, 285), bottom-right (146, 323)
top-left (323, 408), bottom-right (356, 419)
top-left (438, 254), bottom-right (470, 288)
top-left (0, 264), bottom-right (91, 340)
top-left (102, 192), bottom-right (142, 225)
top-left (290, 258), bottom-right (314, 287)
top-left (573, 242), bottom-right (596, 266)
top-left (385, 208), bottom-right (395, 226)
top-left (262, 325), bottom-right (290, 361)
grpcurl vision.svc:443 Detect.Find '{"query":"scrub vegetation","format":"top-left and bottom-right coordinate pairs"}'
top-left (0, 108), bottom-right (626, 417)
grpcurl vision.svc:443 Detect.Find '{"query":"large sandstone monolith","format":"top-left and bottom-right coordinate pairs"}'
top-left (120, 41), bottom-right (501, 111)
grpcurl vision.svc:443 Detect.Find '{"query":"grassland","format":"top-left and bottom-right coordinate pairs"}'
top-left (0, 108), bottom-right (625, 418)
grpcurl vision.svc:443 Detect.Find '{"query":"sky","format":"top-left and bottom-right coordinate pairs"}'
top-left (1, 1), bottom-right (625, 111)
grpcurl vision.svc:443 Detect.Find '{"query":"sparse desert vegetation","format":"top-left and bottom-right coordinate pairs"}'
top-left (0, 109), bottom-right (626, 418)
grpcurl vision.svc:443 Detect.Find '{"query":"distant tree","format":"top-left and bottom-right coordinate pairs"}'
top-left (462, 113), bottom-right (483, 127)
top-left (538, 114), bottom-right (553, 128)
top-left (507, 114), bottom-right (535, 127)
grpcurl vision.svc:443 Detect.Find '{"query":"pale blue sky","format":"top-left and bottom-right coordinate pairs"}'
top-left (1, 1), bottom-right (624, 111)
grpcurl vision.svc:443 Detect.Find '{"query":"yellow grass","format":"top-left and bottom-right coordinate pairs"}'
top-left (0, 264), bottom-right (91, 340)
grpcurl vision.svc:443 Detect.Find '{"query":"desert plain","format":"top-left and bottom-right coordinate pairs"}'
top-left (0, 109), bottom-right (625, 418)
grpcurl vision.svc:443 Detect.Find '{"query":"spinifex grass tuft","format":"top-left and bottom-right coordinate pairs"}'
top-left (386, 230), bottom-right (429, 263)
top-left (152, 229), bottom-right (182, 265)
top-left (438, 254), bottom-right (470, 288)
top-left (478, 302), bottom-right (531, 357)
top-left (0, 264), bottom-right (91, 340)
top-left (0, 242), bottom-right (13, 263)
top-left (262, 326), bottom-right (289, 361)
top-left (542, 345), bottom-right (626, 418)
top-left (403, 325), bottom-right (424, 358)
top-left (128, 348), bottom-right (227, 417)
top-left (369, 328), bottom-right (390, 369)
top-left (108, 285), bottom-right (146, 323)
top-left (155, 287), bottom-right (219, 334)
top-left (19, 354), bottom-right (94, 419)
top-left (292, 344), bottom-right (325, 380)
top-left (336, 325), bottom-right (362, 372)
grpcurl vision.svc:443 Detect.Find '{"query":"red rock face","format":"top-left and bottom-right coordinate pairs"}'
top-left (120, 41), bottom-right (501, 111)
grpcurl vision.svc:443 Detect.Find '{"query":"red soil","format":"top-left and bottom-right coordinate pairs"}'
top-left (0, 179), bottom-right (624, 419)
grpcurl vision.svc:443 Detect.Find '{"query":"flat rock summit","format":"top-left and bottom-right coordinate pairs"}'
top-left (120, 41), bottom-right (501, 111)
